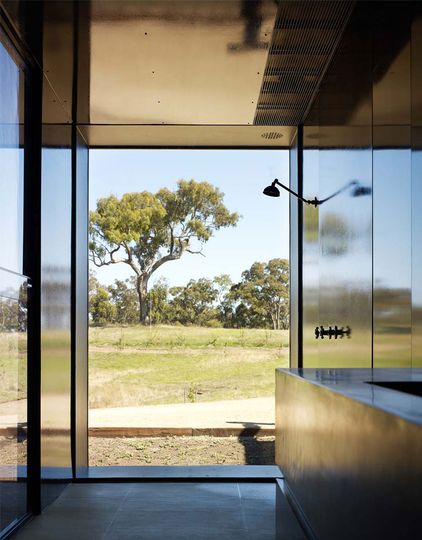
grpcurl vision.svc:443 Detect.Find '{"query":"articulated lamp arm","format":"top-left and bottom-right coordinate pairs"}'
top-left (264, 179), bottom-right (367, 206)
top-left (271, 179), bottom-right (319, 207)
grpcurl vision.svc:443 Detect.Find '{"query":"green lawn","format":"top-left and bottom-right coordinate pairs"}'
top-left (89, 325), bottom-right (289, 408)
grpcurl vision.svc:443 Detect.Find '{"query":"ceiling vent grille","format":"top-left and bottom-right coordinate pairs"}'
top-left (254, 1), bottom-right (354, 126)
top-left (261, 131), bottom-right (283, 140)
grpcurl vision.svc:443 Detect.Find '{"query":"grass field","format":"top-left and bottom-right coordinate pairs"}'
top-left (0, 331), bottom-right (27, 404)
top-left (89, 325), bottom-right (289, 409)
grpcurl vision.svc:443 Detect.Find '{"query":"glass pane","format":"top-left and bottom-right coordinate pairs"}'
top-left (0, 30), bottom-right (26, 532)
top-left (0, 40), bottom-right (24, 274)
top-left (41, 133), bottom-right (72, 481)
top-left (0, 282), bottom-right (27, 530)
top-left (373, 149), bottom-right (411, 367)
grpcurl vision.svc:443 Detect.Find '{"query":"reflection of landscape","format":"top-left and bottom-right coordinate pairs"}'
top-left (0, 294), bottom-right (27, 474)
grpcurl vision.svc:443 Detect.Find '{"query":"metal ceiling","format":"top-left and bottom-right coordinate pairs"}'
top-left (254, 1), bottom-right (354, 126)
top-left (88, 0), bottom-right (278, 126)
top-left (1, 0), bottom-right (359, 147)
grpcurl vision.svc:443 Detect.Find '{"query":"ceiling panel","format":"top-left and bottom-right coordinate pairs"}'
top-left (89, 0), bottom-right (277, 125)
top-left (254, 1), bottom-right (354, 125)
top-left (80, 124), bottom-right (295, 147)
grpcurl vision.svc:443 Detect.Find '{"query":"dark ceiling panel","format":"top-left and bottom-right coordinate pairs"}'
top-left (254, 1), bottom-right (354, 126)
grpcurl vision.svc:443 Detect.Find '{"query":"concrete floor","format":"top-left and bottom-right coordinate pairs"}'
top-left (14, 481), bottom-right (306, 539)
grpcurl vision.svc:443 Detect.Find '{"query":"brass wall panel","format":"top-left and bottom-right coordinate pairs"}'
top-left (89, 0), bottom-right (277, 125)
top-left (42, 1), bottom-right (74, 122)
top-left (276, 369), bottom-right (422, 540)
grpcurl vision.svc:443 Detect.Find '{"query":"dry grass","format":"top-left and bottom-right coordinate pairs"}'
top-left (89, 325), bottom-right (289, 408)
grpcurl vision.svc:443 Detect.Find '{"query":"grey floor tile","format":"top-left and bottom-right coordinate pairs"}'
top-left (123, 495), bottom-right (242, 512)
top-left (112, 508), bottom-right (246, 532)
top-left (247, 532), bottom-right (276, 540)
top-left (14, 523), bottom-right (108, 540)
top-left (128, 482), bottom-right (240, 499)
top-left (13, 481), bottom-right (306, 540)
top-left (104, 525), bottom-right (249, 540)
top-left (60, 483), bottom-right (131, 499)
top-left (243, 509), bottom-right (276, 533)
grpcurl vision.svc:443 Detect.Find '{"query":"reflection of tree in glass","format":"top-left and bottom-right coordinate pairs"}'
top-left (304, 205), bottom-right (318, 243)
top-left (320, 212), bottom-right (348, 256)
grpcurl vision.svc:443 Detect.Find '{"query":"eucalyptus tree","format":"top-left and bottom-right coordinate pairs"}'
top-left (89, 180), bottom-right (239, 323)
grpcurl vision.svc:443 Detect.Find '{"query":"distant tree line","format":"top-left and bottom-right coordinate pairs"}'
top-left (90, 258), bottom-right (289, 330)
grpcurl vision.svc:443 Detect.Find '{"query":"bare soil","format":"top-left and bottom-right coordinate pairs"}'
top-left (0, 436), bottom-right (275, 467)
top-left (89, 435), bottom-right (275, 466)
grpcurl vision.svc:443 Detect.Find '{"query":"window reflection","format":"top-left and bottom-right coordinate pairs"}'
top-left (0, 31), bottom-right (27, 532)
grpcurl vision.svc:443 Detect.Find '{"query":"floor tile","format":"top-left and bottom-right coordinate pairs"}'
top-left (13, 481), bottom-right (305, 540)
top-left (60, 483), bottom-right (131, 499)
top-left (111, 508), bottom-right (246, 532)
top-left (104, 526), bottom-right (249, 540)
top-left (243, 509), bottom-right (276, 533)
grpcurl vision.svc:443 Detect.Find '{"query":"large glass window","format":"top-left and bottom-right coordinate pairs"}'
top-left (88, 149), bottom-right (289, 467)
top-left (0, 32), bottom-right (27, 532)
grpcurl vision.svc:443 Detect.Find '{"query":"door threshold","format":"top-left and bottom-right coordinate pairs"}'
top-left (74, 465), bottom-right (283, 482)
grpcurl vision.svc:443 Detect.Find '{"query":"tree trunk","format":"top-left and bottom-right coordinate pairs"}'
top-left (136, 275), bottom-right (149, 324)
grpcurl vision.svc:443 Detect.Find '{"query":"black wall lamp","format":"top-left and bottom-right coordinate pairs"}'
top-left (263, 179), bottom-right (371, 206)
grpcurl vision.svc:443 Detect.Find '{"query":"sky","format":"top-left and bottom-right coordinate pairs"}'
top-left (89, 149), bottom-right (289, 288)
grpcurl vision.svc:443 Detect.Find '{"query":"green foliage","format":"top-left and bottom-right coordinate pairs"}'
top-left (90, 287), bottom-right (116, 326)
top-left (108, 278), bottom-right (139, 325)
top-left (148, 278), bottom-right (170, 324)
top-left (89, 181), bottom-right (239, 322)
top-left (89, 258), bottom-right (289, 330)
top-left (229, 258), bottom-right (289, 330)
top-left (168, 278), bottom-right (219, 326)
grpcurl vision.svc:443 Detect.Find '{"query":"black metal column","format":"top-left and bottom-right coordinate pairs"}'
top-left (23, 3), bottom-right (43, 515)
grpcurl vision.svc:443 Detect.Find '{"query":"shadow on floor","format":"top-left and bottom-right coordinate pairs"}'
top-left (238, 424), bottom-right (275, 465)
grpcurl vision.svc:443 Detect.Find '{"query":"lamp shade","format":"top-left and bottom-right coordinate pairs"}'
top-left (263, 184), bottom-right (280, 197)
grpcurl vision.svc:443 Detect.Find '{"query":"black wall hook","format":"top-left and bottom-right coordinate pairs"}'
top-left (315, 325), bottom-right (351, 340)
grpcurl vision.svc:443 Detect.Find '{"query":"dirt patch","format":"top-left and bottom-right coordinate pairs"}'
top-left (90, 435), bottom-right (275, 466)
top-left (0, 436), bottom-right (275, 467)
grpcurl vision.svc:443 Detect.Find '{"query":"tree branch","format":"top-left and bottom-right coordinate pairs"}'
top-left (186, 249), bottom-right (205, 257)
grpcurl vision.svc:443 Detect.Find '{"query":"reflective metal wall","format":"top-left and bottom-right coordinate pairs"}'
top-left (412, 14), bottom-right (422, 367)
top-left (302, 2), bottom-right (422, 369)
top-left (74, 130), bottom-right (89, 473)
top-left (0, 27), bottom-right (27, 533)
top-left (372, 6), bottom-right (412, 367)
top-left (302, 4), bottom-right (373, 367)
top-left (41, 126), bottom-right (72, 484)
top-left (289, 129), bottom-right (301, 367)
